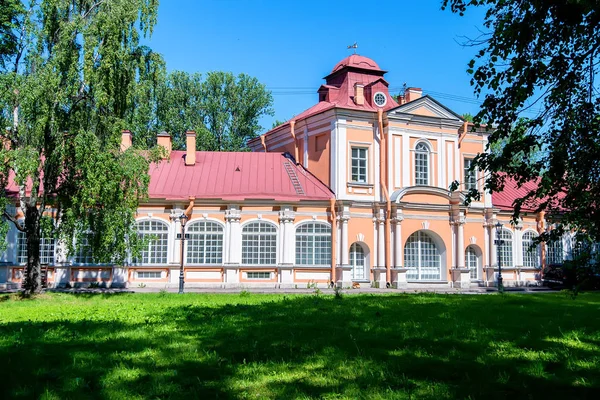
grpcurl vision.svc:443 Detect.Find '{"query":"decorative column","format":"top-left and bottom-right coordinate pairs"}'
top-left (457, 213), bottom-right (466, 269)
top-left (374, 208), bottom-right (386, 287)
top-left (451, 212), bottom-right (470, 288)
top-left (392, 210), bottom-right (407, 288)
top-left (337, 207), bottom-right (352, 286)
top-left (515, 219), bottom-right (523, 285)
top-left (224, 205), bottom-right (241, 285)
top-left (278, 207), bottom-right (295, 287)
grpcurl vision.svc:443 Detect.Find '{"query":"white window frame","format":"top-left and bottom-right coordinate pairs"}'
top-left (464, 157), bottom-right (477, 191)
top-left (241, 221), bottom-right (278, 265)
top-left (404, 231), bottom-right (441, 280)
top-left (186, 220), bottom-right (224, 265)
top-left (350, 242), bottom-right (367, 280)
top-left (522, 230), bottom-right (540, 268)
top-left (466, 246), bottom-right (479, 279)
top-left (350, 146), bottom-right (368, 184)
top-left (295, 222), bottom-right (331, 266)
top-left (547, 238), bottom-right (564, 265)
top-left (414, 142), bottom-right (431, 186)
top-left (136, 271), bottom-right (163, 279)
top-left (135, 219), bottom-right (169, 265)
top-left (73, 233), bottom-right (95, 265)
top-left (246, 271), bottom-right (272, 280)
top-left (16, 220), bottom-right (56, 266)
top-left (498, 229), bottom-right (514, 268)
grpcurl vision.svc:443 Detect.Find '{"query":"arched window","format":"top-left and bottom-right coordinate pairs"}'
top-left (73, 233), bottom-right (94, 265)
top-left (350, 243), bottom-right (366, 280)
top-left (466, 246), bottom-right (479, 279)
top-left (295, 223), bottom-right (331, 265)
top-left (187, 221), bottom-right (223, 264)
top-left (522, 231), bottom-right (540, 268)
top-left (242, 222), bottom-right (277, 265)
top-left (135, 220), bottom-right (169, 265)
top-left (415, 142), bottom-right (430, 186)
top-left (498, 229), bottom-right (513, 267)
top-left (547, 238), bottom-right (564, 265)
top-left (17, 220), bottom-right (56, 265)
top-left (404, 231), bottom-right (441, 280)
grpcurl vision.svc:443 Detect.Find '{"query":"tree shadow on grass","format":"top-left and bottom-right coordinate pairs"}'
top-left (1, 293), bottom-right (599, 399)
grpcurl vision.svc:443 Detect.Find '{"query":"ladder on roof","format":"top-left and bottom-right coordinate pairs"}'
top-left (284, 161), bottom-right (305, 195)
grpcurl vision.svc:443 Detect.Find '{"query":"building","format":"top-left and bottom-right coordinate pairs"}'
top-left (1, 55), bottom-right (566, 289)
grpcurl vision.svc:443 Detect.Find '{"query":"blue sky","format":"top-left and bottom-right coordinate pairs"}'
top-left (145, 0), bottom-right (488, 131)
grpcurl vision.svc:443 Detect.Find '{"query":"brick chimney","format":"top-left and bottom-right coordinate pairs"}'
top-left (120, 130), bottom-right (132, 151)
top-left (157, 131), bottom-right (171, 159)
top-left (404, 87), bottom-right (422, 103)
top-left (354, 83), bottom-right (364, 105)
top-left (185, 130), bottom-right (196, 166)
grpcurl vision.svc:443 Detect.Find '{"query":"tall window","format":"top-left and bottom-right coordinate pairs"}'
top-left (350, 243), bottom-right (366, 280)
top-left (466, 246), bottom-right (479, 279)
top-left (187, 221), bottom-right (223, 264)
top-left (17, 231), bottom-right (56, 265)
top-left (415, 142), bottom-right (430, 186)
top-left (296, 223), bottom-right (331, 265)
top-left (404, 231), bottom-right (441, 280)
top-left (73, 234), bottom-right (94, 265)
top-left (464, 158), bottom-right (477, 191)
top-left (242, 222), bottom-right (277, 265)
top-left (351, 147), bottom-right (368, 183)
top-left (135, 220), bottom-right (168, 265)
top-left (498, 229), bottom-right (513, 267)
top-left (547, 239), bottom-right (564, 265)
top-left (522, 231), bottom-right (540, 268)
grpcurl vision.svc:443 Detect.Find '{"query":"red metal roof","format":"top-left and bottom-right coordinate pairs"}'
top-left (492, 175), bottom-right (565, 213)
top-left (330, 54), bottom-right (382, 74)
top-left (148, 151), bottom-right (334, 202)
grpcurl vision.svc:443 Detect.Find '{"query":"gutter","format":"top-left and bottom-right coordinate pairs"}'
top-left (378, 109), bottom-right (392, 287)
top-left (330, 198), bottom-right (337, 287)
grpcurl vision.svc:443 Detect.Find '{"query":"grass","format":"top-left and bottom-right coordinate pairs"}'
top-left (0, 292), bottom-right (599, 399)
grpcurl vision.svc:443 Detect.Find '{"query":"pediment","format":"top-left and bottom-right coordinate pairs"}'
top-left (388, 95), bottom-right (464, 121)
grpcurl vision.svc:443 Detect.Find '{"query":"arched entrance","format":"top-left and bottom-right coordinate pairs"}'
top-left (465, 245), bottom-right (482, 280)
top-left (404, 230), bottom-right (444, 281)
top-left (349, 242), bottom-right (369, 281)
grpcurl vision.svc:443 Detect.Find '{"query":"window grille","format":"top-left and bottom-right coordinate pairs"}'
top-left (547, 239), bottom-right (564, 265)
top-left (404, 231), bottom-right (441, 280)
top-left (498, 229), bottom-right (513, 267)
top-left (242, 222), bottom-right (277, 265)
top-left (466, 246), bottom-right (479, 279)
top-left (135, 220), bottom-right (169, 265)
top-left (351, 147), bottom-right (368, 183)
top-left (187, 221), bottom-right (223, 264)
top-left (464, 158), bottom-right (477, 191)
top-left (247, 272), bottom-right (271, 280)
top-left (73, 234), bottom-right (95, 265)
top-left (137, 271), bottom-right (162, 279)
top-left (415, 143), bottom-right (430, 186)
top-left (17, 231), bottom-right (56, 265)
top-left (522, 231), bottom-right (540, 268)
top-left (350, 243), bottom-right (366, 280)
top-left (295, 223), bottom-right (331, 265)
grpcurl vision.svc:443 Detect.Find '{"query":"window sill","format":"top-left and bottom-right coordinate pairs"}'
top-left (347, 182), bottom-right (373, 188)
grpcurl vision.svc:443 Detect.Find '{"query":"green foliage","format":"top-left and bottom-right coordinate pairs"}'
top-left (0, 0), bottom-right (160, 293)
top-left (0, 292), bottom-right (599, 398)
top-left (129, 70), bottom-right (274, 151)
top-left (443, 0), bottom-right (600, 240)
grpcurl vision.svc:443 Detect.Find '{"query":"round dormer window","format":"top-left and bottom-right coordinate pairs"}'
top-left (373, 92), bottom-right (387, 107)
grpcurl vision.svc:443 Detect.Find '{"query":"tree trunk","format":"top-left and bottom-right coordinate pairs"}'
top-left (22, 205), bottom-right (41, 294)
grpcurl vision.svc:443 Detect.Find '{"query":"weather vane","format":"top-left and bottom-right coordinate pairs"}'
top-left (347, 42), bottom-right (358, 54)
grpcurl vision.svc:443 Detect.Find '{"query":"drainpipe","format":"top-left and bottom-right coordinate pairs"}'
top-left (290, 120), bottom-right (299, 164)
top-left (329, 198), bottom-right (337, 287)
top-left (260, 135), bottom-right (267, 152)
top-left (458, 121), bottom-right (468, 148)
top-left (184, 197), bottom-right (195, 219)
top-left (537, 210), bottom-right (546, 279)
top-left (378, 109), bottom-right (392, 286)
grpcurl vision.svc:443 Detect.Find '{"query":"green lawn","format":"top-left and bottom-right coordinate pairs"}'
top-left (1, 292), bottom-right (599, 399)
